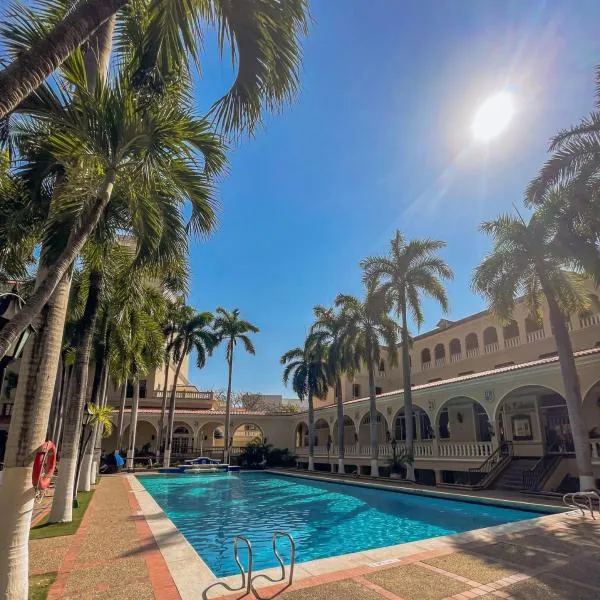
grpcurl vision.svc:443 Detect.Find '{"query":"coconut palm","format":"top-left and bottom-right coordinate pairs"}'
top-left (310, 305), bottom-right (356, 473)
top-left (163, 309), bottom-right (218, 467)
top-left (0, 0), bottom-right (309, 127)
top-left (472, 212), bottom-right (595, 490)
top-left (213, 308), bottom-right (259, 463)
top-left (281, 337), bottom-right (330, 471)
top-left (335, 287), bottom-right (399, 477)
top-left (361, 232), bottom-right (453, 480)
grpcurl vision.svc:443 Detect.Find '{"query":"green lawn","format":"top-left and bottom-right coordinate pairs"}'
top-left (30, 491), bottom-right (94, 540)
top-left (29, 572), bottom-right (57, 600)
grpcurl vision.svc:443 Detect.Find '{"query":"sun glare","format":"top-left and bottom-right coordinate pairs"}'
top-left (472, 92), bottom-right (515, 142)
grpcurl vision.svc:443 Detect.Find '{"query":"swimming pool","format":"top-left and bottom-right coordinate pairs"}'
top-left (138, 472), bottom-right (552, 577)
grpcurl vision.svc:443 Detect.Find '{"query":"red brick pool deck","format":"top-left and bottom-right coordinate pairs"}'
top-left (30, 475), bottom-right (600, 600)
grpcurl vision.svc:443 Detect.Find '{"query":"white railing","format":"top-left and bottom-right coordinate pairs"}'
top-left (526, 329), bottom-right (545, 343)
top-left (438, 441), bottom-right (493, 458)
top-left (591, 439), bottom-right (600, 461)
top-left (435, 357), bottom-right (446, 367)
top-left (484, 342), bottom-right (499, 354)
top-left (580, 314), bottom-right (600, 328)
top-left (421, 361), bottom-right (431, 370)
top-left (466, 348), bottom-right (479, 358)
top-left (450, 353), bottom-right (462, 363)
top-left (504, 336), bottom-right (520, 349)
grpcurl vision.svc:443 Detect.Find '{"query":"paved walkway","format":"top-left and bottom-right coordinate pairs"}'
top-left (30, 476), bottom-right (179, 599)
top-left (30, 475), bottom-right (600, 600)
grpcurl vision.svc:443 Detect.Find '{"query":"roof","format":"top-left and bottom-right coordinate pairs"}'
top-left (122, 408), bottom-right (285, 416)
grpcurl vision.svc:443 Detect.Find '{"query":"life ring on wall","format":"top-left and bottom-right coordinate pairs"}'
top-left (32, 441), bottom-right (56, 490)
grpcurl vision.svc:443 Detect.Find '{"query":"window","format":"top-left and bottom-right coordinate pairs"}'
top-left (139, 380), bottom-right (147, 399)
top-left (126, 380), bottom-right (133, 398)
top-left (483, 326), bottom-right (498, 345)
top-left (375, 386), bottom-right (383, 395)
top-left (378, 360), bottom-right (385, 374)
top-left (353, 383), bottom-right (361, 398)
top-left (421, 348), bottom-right (431, 364)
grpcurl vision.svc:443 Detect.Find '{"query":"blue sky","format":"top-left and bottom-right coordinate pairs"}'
top-left (185, 0), bottom-right (600, 396)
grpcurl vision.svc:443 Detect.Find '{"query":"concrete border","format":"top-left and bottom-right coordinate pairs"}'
top-left (129, 472), bottom-right (579, 599)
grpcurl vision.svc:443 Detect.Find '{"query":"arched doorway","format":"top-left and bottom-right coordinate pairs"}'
top-left (332, 416), bottom-right (356, 447)
top-left (196, 421), bottom-right (225, 452)
top-left (393, 406), bottom-right (433, 442)
top-left (495, 385), bottom-right (570, 456)
top-left (314, 418), bottom-right (331, 447)
top-left (358, 411), bottom-right (388, 448)
top-left (172, 423), bottom-right (194, 455)
top-left (437, 397), bottom-right (492, 443)
top-left (231, 423), bottom-right (264, 447)
top-left (122, 420), bottom-right (158, 453)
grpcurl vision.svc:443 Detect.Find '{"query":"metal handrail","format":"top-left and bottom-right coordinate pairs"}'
top-left (468, 441), bottom-right (513, 475)
top-left (201, 535), bottom-right (253, 599)
top-left (250, 532), bottom-right (296, 599)
top-left (523, 455), bottom-right (561, 491)
top-left (563, 491), bottom-right (600, 519)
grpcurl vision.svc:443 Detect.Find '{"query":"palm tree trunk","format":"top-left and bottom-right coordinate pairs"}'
top-left (49, 269), bottom-right (103, 523)
top-left (336, 377), bottom-right (345, 473)
top-left (400, 298), bottom-right (416, 482)
top-left (47, 354), bottom-right (65, 442)
top-left (0, 271), bottom-right (71, 599)
top-left (89, 362), bottom-right (110, 484)
top-left (546, 293), bottom-right (595, 490)
top-left (156, 337), bottom-right (173, 463)
top-left (126, 378), bottom-right (140, 471)
top-left (0, 169), bottom-right (116, 360)
top-left (307, 390), bottom-right (315, 471)
top-left (164, 349), bottom-right (186, 467)
top-left (56, 363), bottom-right (73, 451)
top-left (115, 383), bottom-right (127, 451)
top-left (0, 0), bottom-right (126, 119)
top-left (224, 344), bottom-right (234, 464)
top-left (368, 359), bottom-right (379, 477)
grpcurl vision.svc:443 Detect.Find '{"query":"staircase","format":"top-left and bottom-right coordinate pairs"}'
top-left (493, 458), bottom-right (540, 491)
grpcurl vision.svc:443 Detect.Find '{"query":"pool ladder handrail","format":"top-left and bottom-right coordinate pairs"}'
top-left (250, 531), bottom-right (296, 597)
top-left (562, 490), bottom-right (600, 519)
top-left (201, 535), bottom-right (253, 599)
top-left (201, 532), bottom-right (295, 600)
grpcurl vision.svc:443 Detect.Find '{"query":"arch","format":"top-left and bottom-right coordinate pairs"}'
top-left (525, 315), bottom-right (543, 334)
top-left (421, 348), bottom-right (431, 365)
top-left (172, 421), bottom-right (194, 454)
top-left (494, 385), bottom-right (571, 453)
top-left (483, 326), bottom-right (498, 346)
top-left (435, 396), bottom-right (492, 442)
top-left (231, 422), bottom-right (264, 447)
top-left (449, 338), bottom-right (461, 357)
top-left (392, 405), bottom-right (433, 441)
top-left (314, 418), bottom-right (331, 446)
top-left (294, 422), bottom-right (309, 448)
top-left (434, 343), bottom-right (445, 360)
top-left (465, 333), bottom-right (479, 351)
top-left (502, 319), bottom-right (519, 340)
top-left (379, 359), bottom-right (386, 374)
top-left (196, 421), bottom-right (225, 450)
top-left (582, 380), bottom-right (600, 439)
top-left (358, 410), bottom-right (388, 447)
top-left (122, 420), bottom-right (158, 454)
top-left (332, 415), bottom-right (357, 447)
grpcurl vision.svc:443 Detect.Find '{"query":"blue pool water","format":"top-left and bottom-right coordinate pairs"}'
top-left (138, 472), bottom-right (551, 577)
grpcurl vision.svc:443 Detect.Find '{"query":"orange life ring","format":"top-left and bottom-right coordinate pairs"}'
top-left (32, 441), bottom-right (56, 490)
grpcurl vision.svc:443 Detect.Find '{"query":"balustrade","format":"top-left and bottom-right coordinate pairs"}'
top-left (421, 361), bottom-right (431, 370)
top-left (435, 357), bottom-right (446, 367)
top-left (438, 441), bottom-right (492, 458)
top-left (591, 439), bottom-right (600, 461)
top-left (580, 314), bottom-right (600, 328)
top-left (466, 348), bottom-right (479, 358)
top-left (484, 342), bottom-right (499, 354)
top-left (450, 353), bottom-right (462, 363)
top-left (526, 329), bottom-right (545, 343)
top-left (504, 336), bottom-right (520, 349)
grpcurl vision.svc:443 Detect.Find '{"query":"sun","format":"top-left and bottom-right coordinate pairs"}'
top-left (472, 92), bottom-right (515, 142)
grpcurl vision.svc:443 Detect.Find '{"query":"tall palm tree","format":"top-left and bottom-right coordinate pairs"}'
top-left (361, 232), bottom-right (453, 480)
top-left (0, 0), bottom-right (309, 126)
top-left (213, 308), bottom-right (259, 463)
top-left (163, 309), bottom-right (217, 467)
top-left (335, 287), bottom-right (399, 477)
top-left (310, 305), bottom-right (355, 473)
top-left (281, 337), bottom-right (330, 471)
top-left (472, 212), bottom-right (595, 490)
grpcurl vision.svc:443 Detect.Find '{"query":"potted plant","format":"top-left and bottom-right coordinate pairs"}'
top-left (387, 450), bottom-right (414, 480)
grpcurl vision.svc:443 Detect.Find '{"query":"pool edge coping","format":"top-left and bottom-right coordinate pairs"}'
top-left (130, 472), bottom-right (581, 599)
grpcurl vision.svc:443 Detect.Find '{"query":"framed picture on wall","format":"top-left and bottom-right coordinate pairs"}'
top-left (511, 414), bottom-right (533, 441)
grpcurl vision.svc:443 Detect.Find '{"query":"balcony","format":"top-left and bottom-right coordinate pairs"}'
top-left (421, 361), bottom-right (432, 370)
top-left (295, 440), bottom-right (492, 462)
top-left (450, 353), bottom-right (462, 363)
top-left (466, 348), bottom-right (479, 358)
top-left (580, 314), bottom-right (600, 328)
top-left (484, 342), bottom-right (499, 354)
top-left (435, 357), bottom-right (446, 367)
top-left (526, 329), bottom-right (545, 343)
top-left (504, 336), bottom-right (520, 349)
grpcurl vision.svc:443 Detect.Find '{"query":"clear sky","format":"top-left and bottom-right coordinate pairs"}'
top-left (184, 0), bottom-right (600, 396)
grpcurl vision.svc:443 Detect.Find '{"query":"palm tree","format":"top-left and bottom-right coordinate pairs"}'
top-left (163, 309), bottom-right (218, 467)
top-left (310, 305), bottom-right (355, 473)
top-left (472, 212), bottom-right (595, 490)
top-left (335, 287), bottom-right (399, 477)
top-left (0, 0), bottom-right (309, 126)
top-left (281, 337), bottom-right (330, 471)
top-left (361, 232), bottom-right (453, 480)
top-left (213, 308), bottom-right (259, 463)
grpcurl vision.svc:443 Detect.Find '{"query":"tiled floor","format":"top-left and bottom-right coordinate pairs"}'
top-left (30, 475), bottom-right (600, 600)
